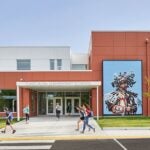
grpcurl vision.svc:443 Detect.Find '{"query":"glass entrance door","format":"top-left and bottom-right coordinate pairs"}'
top-left (38, 92), bottom-right (46, 115)
top-left (65, 97), bottom-right (81, 115)
top-left (47, 97), bottom-right (62, 115)
top-left (47, 98), bottom-right (54, 114)
top-left (73, 98), bottom-right (80, 114)
top-left (65, 98), bottom-right (72, 115)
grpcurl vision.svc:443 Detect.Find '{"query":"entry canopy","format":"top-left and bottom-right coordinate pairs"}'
top-left (16, 81), bottom-right (101, 90)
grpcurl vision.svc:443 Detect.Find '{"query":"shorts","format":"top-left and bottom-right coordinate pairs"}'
top-left (6, 119), bottom-right (11, 125)
top-left (80, 117), bottom-right (84, 120)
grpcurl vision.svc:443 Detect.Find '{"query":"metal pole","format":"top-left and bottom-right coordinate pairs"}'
top-left (17, 85), bottom-right (20, 121)
top-left (146, 38), bottom-right (149, 116)
top-left (96, 86), bottom-right (99, 120)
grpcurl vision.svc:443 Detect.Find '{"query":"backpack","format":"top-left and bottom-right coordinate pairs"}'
top-left (88, 111), bottom-right (94, 117)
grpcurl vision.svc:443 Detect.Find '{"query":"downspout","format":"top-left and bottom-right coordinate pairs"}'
top-left (145, 38), bottom-right (149, 116)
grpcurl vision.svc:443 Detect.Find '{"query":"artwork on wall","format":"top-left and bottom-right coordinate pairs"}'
top-left (103, 60), bottom-right (142, 115)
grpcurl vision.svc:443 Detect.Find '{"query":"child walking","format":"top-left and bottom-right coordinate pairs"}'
top-left (1, 108), bottom-right (16, 134)
top-left (75, 106), bottom-right (85, 131)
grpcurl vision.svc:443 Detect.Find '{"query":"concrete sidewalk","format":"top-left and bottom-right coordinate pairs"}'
top-left (0, 116), bottom-right (101, 137)
top-left (1, 116), bottom-right (150, 140)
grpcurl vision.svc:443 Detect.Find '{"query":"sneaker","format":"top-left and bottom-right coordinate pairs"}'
top-left (1, 130), bottom-right (5, 133)
top-left (12, 130), bottom-right (16, 134)
top-left (75, 129), bottom-right (79, 131)
top-left (80, 131), bottom-right (84, 134)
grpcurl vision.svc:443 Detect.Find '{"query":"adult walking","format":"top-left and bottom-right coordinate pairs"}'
top-left (56, 103), bottom-right (61, 119)
top-left (23, 105), bottom-right (30, 124)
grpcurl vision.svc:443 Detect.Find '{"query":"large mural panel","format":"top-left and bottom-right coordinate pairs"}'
top-left (103, 60), bottom-right (142, 115)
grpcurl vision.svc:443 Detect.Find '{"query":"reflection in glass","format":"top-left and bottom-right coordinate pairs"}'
top-left (48, 99), bottom-right (53, 113)
top-left (38, 92), bottom-right (46, 115)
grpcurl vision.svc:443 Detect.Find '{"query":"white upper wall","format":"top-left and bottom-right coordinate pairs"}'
top-left (71, 53), bottom-right (89, 64)
top-left (0, 46), bottom-right (71, 71)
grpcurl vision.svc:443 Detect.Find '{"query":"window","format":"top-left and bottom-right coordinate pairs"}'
top-left (72, 64), bottom-right (87, 70)
top-left (50, 59), bottom-right (55, 70)
top-left (0, 90), bottom-right (16, 112)
top-left (31, 92), bottom-right (36, 113)
top-left (57, 59), bottom-right (62, 70)
top-left (17, 59), bottom-right (31, 70)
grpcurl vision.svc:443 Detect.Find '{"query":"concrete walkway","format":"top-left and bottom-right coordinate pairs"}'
top-left (1, 116), bottom-right (150, 140)
top-left (0, 116), bottom-right (102, 138)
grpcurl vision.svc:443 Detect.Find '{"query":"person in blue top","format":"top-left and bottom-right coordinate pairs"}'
top-left (1, 108), bottom-right (16, 134)
top-left (23, 105), bottom-right (30, 124)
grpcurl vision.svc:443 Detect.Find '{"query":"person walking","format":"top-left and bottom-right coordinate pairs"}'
top-left (81, 104), bottom-right (95, 134)
top-left (23, 105), bottom-right (30, 124)
top-left (56, 103), bottom-right (61, 120)
top-left (1, 108), bottom-right (16, 134)
top-left (75, 106), bottom-right (85, 131)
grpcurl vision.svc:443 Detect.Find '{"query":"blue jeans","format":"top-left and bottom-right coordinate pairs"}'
top-left (82, 116), bottom-right (94, 132)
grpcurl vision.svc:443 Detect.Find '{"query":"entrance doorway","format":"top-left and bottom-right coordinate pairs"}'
top-left (38, 92), bottom-right (89, 116)
top-left (65, 97), bottom-right (81, 115)
top-left (47, 97), bottom-right (63, 115)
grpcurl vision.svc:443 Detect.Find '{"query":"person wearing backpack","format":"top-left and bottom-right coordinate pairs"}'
top-left (81, 104), bottom-right (95, 134)
top-left (1, 108), bottom-right (16, 134)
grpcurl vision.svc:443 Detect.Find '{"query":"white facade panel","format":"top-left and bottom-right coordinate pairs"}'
top-left (71, 53), bottom-right (89, 64)
top-left (31, 59), bottom-right (49, 71)
top-left (0, 59), bottom-right (16, 71)
top-left (0, 47), bottom-right (70, 59)
top-left (61, 59), bottom-right (71, 70)
top-left (0, 47), bottom-right (71, 71)
top-left (0, 47), bottom-right (89, 71)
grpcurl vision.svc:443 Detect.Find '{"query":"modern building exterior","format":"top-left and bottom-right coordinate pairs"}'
top-left (0, 31), bottom-right (150, 120)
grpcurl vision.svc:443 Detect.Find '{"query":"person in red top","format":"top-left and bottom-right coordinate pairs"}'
top-left (81, 104), bottom-right (95, 134)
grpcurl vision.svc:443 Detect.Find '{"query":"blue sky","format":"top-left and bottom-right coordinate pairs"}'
top-left (0, 0), bottom-right (150, 52)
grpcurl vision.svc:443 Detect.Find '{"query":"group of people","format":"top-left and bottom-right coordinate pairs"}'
top-left (75, 104), bottom-right (95, 134)
top-left (55, 103), bottom-right (95, 134)
top-left (1, 103), bottom-right (95, 134)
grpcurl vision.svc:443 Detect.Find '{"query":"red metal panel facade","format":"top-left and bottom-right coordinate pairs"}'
top-left (0, 31), bottom-right (150, 117)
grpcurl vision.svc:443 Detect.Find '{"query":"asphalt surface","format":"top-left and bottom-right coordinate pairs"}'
top-left (1, 139), bottom-right (150, 150)
top-left (51, 139), bottom-right (150, 150)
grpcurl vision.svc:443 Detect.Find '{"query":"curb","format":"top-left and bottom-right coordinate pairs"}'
top-left (1, 135), bottom-right (150, 141)
top-left (102, 127), bottom-right (150, 130)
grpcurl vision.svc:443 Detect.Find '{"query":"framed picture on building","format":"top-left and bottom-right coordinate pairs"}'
top-left (103, 60), bottom-right (142, 116)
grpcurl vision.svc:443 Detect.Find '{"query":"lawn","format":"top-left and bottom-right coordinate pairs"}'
top-left (0, 118), bottom-right (21, 129)
top-left (97, 116), bottom-right (150, 128)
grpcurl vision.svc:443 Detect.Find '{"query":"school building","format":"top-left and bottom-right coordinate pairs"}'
top-left (0, 31), bottom-right (150, 120)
